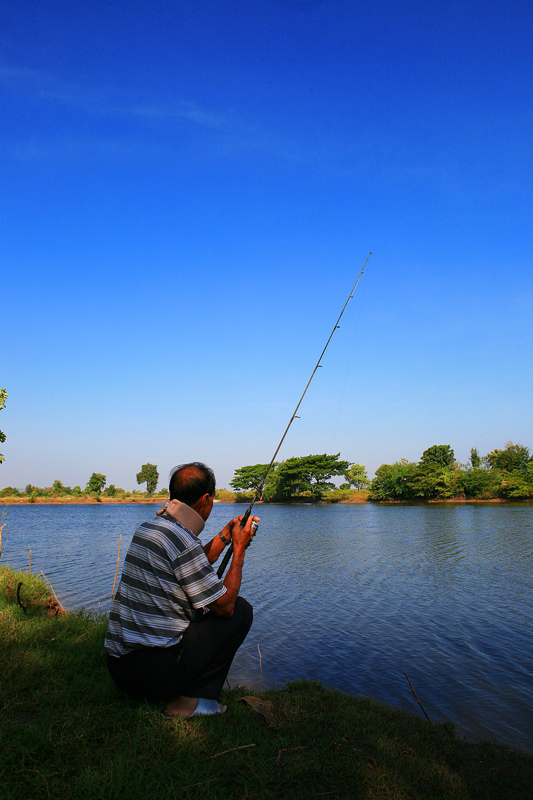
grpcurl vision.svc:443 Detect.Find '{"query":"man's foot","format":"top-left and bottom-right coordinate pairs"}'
top-left (163, 696), bottom-right (227, 718)
top-left (192, 698), bottom-right (227, 716)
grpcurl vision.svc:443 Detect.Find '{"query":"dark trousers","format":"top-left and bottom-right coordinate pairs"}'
top-left (107, 596), bottom-right (253, 702)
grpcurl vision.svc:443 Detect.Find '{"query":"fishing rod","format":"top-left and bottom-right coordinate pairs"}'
top-left (217, 252), bottom-right (372, 579)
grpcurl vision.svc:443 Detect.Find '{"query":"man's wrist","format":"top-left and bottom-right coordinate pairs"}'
top-left (219, 530), bottom-right (231, 546)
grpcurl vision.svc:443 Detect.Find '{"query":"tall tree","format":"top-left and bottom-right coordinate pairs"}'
top-left (469, 447), bottom-right (482, 469)
top-left (86, 473), bottom-right (106, 495)
top-left (420, 444), bottom-right (455, 468)
top-left (266, 454), bottom-right (350, 501)
top-left (230, 463), bottom-right (275, 492)
top-left (0, 388), bottom-right (7, 464)
top-left (486, 441), bottom-right (531, 475)
top-left (342, 464), bottom-right (370, 490)
top-left (369, 461), bottom-right (417, 501)
top-left (136, 463), bottom-right (159, 495)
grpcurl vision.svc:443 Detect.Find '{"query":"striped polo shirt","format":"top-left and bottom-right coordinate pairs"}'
top-left (105, 514), bottom-right (226, 657)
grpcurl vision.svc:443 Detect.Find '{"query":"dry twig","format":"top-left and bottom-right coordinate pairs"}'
top-left (111, 533), bottom-right (122, 600)
top-left (208, 744), bottom-right (256, 759)
top-left (404, 672), bottom-right (431, 722)
top-left (40, 571), bottom-right (65, 612)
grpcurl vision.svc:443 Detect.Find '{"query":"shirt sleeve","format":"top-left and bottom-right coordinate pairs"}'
top-left (173, 539), bottom-right (227, 609)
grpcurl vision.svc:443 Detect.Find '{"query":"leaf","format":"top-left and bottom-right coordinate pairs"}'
top-left (240, 696), bottom-right (276, 727)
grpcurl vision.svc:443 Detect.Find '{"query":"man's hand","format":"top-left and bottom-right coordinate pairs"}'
top-left (207, 513), bottom-right (260, 618)
top-left (156, 500), bottom-right (173, 516)
top-left (230, 514), bottom-right (260, 554)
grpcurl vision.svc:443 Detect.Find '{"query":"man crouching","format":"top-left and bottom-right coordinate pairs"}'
top-left (105, 462), bottom-right (258, 717)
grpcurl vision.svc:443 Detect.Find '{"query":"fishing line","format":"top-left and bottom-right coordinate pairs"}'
top-left (217, 252), bottom-right (372, 579)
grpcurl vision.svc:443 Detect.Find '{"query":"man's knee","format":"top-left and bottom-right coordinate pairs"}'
top-left (234, 596), bottom-right (253, 630)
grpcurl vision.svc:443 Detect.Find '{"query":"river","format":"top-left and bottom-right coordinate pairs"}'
top-left (2, 501), bottom-right (532, 752)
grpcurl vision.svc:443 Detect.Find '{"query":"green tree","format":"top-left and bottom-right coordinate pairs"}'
top-left (408, 462), bottom-right (459, 499)
top-left (136, 463), bottom-right (159, 495)
top-left (469, 447), bottom-right (482, 469)
top-left (0, 388), bottom-right (7, 464)
top-left (498, 461), bottom-right (533, 499)
top-left (230, 463), bottom-right (275, 492)
top-left (86, 473), bottom-right (106, 495)
top-left (486, 441), bottom-right (531, 475)
top-left (52, 479), bottom-right (66, 495)
top-left (265, 454), bottom-right (350, 501)
top-left (458, 468), bottom-right (500, 499)
top-left (342, 464), bottom-right (370, 490)
top-left (369, 461), bottom-right (417, 501)
top-left (104, 484), bottom-right (117, 497)
top-left (420, 444), bottom-right (455, 468)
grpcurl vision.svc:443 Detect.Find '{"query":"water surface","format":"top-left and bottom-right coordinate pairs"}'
top-left (3, 502), bottom-right (532, 752)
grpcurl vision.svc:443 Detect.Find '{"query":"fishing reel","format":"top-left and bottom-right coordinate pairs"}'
top-left (249, 520), bottom-right (259, 546)
top-left (239, 519), bottom-right (258, 549)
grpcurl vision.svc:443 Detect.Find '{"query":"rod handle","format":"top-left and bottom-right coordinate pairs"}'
top-left (217, 543), bottom-right (232, 578)
top-left (216, 509), bottom-right (257, 579)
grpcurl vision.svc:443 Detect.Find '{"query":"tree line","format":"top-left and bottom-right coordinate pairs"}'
top-left (230, 441), bottom-right (533, 502)
top-left (369, 442), bottom-right (533, 501)
top-left (2, 443), bottom-right (532, 503)
top-left (0, 463), bottom-right (163, 500)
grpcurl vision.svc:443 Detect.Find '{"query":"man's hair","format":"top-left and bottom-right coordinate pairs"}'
top-left (169, 462), bottom-right (216, 506)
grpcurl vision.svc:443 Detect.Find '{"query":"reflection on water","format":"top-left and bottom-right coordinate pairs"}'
top-left (2, 502), bottom-right (532, 752)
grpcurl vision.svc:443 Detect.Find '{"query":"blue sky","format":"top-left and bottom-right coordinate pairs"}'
top-left (1, 0), bottom-right (532, 491)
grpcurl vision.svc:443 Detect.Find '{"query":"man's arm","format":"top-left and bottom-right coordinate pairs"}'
top-left (208, 513), bottom-right (258, 618)
top-left (202, 520), bottom-right (233, 564)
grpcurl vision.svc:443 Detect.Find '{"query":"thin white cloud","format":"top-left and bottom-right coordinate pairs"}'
top-left (114, 100), bottom-right (231, 131)
top-left (1, 62), bottom-right (232, 131)
top-left (0, 61), bottom-right (387, 176)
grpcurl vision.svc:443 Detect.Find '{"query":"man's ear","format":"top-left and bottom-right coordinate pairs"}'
top-left (193, 493), bottom-right (212, 518)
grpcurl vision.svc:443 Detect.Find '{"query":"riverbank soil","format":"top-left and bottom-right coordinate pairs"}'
top-left (2, 567), bottom-right (532, 800)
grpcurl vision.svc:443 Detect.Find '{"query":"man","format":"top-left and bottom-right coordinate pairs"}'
top-left (105, 462), bottom-right (258, 717)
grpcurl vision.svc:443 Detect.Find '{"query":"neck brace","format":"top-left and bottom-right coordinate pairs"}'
top-left (165, 500), bottom-right (205, 536)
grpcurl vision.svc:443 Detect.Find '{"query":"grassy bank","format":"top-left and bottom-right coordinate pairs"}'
top-left (1, 567), bottom-right (532, 800)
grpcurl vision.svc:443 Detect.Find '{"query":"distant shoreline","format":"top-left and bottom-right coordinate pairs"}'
top-left (3, 496), bottom-right (170, 505)
top-left (3, 496), bottom-right (527, 506)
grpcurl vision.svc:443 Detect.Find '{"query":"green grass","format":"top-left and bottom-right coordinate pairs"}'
top-left (1, 566), bottom-right (532, 800)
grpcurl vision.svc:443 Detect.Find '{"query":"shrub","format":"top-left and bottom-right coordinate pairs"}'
top-left (215, 489), bottom-right (236, 502)
top-left (324, 488), bottom-right (353, 503)
top-left (235, 491), bottom-right (254, 503)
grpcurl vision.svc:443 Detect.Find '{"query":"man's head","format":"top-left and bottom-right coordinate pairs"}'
top-left (169, 462), bottom-right (216, 521)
